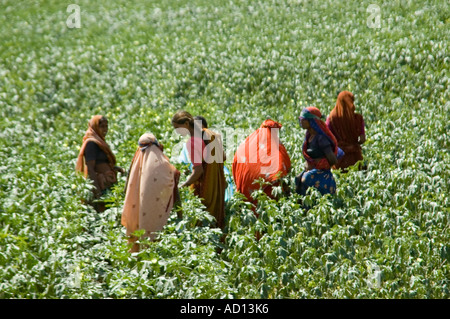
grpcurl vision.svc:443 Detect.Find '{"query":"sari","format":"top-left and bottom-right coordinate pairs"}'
top-left (76, 116), bottom-right (118, 213)
top-left (232, 119), bottom-right (291, 207)
top-left (178, 140), bottom-right (234, 202)
top-left (326, 91), bottom-right (365, 170)
top-left (76, 115), bottom-right (117, 185)
top-left (121, 133), bottom-right (180, 247)
top-left (188, 129), bottom-right (227, 229)
top-left (295, 107), bottom-right (338, 196)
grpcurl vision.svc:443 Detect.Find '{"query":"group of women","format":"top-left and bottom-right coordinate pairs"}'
top-left (75, 91), bottom-right (365, 251)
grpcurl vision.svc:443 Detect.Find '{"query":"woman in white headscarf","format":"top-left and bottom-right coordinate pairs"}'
top-left (121, 133), bottom-right (181, 252)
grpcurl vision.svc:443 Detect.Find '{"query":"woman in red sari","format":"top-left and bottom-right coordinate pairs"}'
top-left (76, 115), bottom-right (124, 212)
top-left (326, 91), bottom-right (366, 171)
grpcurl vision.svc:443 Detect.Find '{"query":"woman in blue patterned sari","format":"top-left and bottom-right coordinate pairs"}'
top-left (295, 106), bottom-right (339, 196)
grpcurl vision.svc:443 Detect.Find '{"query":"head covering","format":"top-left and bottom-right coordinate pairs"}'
top-left (261, 119), bottom-right (282, 129)
top-left (300, 107), bottom-right (337, 170)
top-left (327, 91), bottom-right (361, 144)
top-left (75, 115), bottom-right (116, 176)
top-left (232, 119), bottom-right (291, 204)
top-left (122, 133), bottom-right (180, 242)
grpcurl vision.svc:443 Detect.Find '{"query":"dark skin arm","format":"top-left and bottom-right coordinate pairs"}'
top-left (325, 151), bottom-right (338, 167)
top-left (180, 165), bottom-right (203, 188)
top-left (113, 166), bottom-right (126, 174)
top-left (304, 151), bottom-right (338, 171)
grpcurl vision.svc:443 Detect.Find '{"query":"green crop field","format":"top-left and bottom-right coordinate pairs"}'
top-left (0, 0), bottom-right (449, 299)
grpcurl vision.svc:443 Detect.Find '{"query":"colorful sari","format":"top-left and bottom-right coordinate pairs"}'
top-left (121, 133), bottom-right (180, 248)
top-left (189, 129), bottom-right (227, 229)
top-left (232, 119), bottom-right (291, 206)
top-left (326, 91), bottom-right (365, 170)
top-left (178, 139), bottom-right (235, 202)
top-left (295, 107), bottom-right (338, 196)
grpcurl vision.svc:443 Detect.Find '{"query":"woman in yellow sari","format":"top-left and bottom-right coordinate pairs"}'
top-left (172, 110), bottom-right (226, 230)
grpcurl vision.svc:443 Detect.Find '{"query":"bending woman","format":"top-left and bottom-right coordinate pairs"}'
top-left (172, 110), bottom-right (226, 229)
top-left (121, 133), bottom-right (181, 252)
top-left (76, 115), bottom-right (124, 212)
top-left (232, 119), bottom-right (291, 208)
top-left (326, 91), bottom-right (366, 171)
top-left (295, 107), bottom-right (338, 196)
top-left (178, 115), bottom-right (235, 202)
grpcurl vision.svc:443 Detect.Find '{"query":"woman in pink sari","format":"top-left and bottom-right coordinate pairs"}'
top-left (121, 133), bottom-right (181, 252)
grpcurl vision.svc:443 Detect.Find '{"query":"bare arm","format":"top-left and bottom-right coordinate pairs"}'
top-left (180, 165), bottom-right (203, 188)
top-left (325, 151), bottom-right (338, 167)
top-left (113, 166), bottom-right (126, 174)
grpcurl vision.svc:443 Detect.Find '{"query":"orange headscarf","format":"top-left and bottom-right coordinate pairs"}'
top-left (75, 115), bottom-right (116, 177)
top-left (327, 91), bottom-right (362, 145)
top-left (232, 119), bottom-right (291, 203)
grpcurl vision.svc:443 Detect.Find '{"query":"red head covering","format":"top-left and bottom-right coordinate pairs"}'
top-left (327, 91), bottom-right (362, 144)
top-left (75, 115), bottom-right (116, 176)
top-left (261, 119), bottom-right (282, 129)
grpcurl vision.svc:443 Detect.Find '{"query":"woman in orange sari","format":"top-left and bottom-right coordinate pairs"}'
top-left (121, 133), bottom-right (181, 252)
top-left (232, 119), bottom-right (291, 209)
top-left (326, 91), bottom-right (366, 171)
top-left (172, 110), bottom-right (226, 230)
top-left (76, 115), bottom-right (124, 212)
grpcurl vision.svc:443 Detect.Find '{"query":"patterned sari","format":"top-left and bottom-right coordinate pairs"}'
top-left (295, 107), bottom-right (338, 196)
top-left (121, 133), bottom-right (180, 250)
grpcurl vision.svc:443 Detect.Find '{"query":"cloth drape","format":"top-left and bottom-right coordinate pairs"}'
top-left (189, 129), bottom-right (227, 229)
top-left (121, 133), bottom-right (180, 241)
top-left (75, 115), bottom-right (117, 191)
top-left (300, 107), bottom-right (338, 170)
top-left (326, 91), bottom-right (365, 169)
top-left (296, 107), bottom-right (337, 196)
top-left (232, 119), bottom-right (291, 204)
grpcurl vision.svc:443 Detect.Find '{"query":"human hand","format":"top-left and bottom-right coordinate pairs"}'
top-left (114, 166), bottom-right (126, 175)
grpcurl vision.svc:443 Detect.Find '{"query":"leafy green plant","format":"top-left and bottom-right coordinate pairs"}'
top-left (0, 0), bottom-right (448, 299)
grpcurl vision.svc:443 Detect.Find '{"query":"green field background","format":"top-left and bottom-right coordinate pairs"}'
top-left (0, 0), bottom-right (448, 298)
